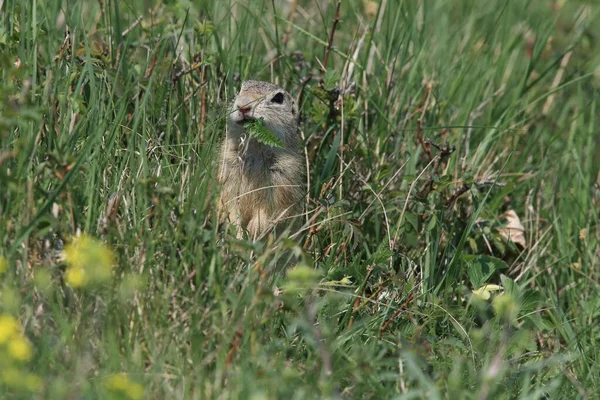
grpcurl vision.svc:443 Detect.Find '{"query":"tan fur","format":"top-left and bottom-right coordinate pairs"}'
top-left (218, 80), bottom-right (304, 238)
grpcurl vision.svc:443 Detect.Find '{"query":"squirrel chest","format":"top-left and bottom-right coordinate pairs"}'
top-left (217, 80), bottom-right (304, 238)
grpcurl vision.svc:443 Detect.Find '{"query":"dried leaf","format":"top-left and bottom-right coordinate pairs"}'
top-left (497, 210), bottom-right (527, 248)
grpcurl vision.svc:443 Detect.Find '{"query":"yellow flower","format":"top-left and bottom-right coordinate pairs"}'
top-left (1, 368), bottom-right (21, 388)
top-left (105, 373), bottom-right (129, 391)
top-left (105, 373), bottom-right (144, 400)
top-left (64, 234), bottom-right (115, 287)
top-left (8, 336), bottom-right (33, 361)
top-left (125, 382), bottom-right (145, 400)
top-left (0, 313), bottom-right (18, 344)
top-left (24, 374), bottom-right (43, 392)
top-left (0, 256), bottom-right (7, 274)
top-left (64, 235), bottom-right (91, 268)
top-left (65, 267), bottom-right (86, 288)
top-left (0, 369), bottom-right (42, 392)
top-left (472, 284), bottom-right (503, 300)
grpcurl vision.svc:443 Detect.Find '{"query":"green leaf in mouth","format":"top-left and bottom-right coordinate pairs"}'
top-left (243, 118), bottom-right (284, 148)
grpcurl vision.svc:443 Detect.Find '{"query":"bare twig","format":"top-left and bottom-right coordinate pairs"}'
top-left (379, 295), bottom-right (415, 337)
top-left (425, 139), bottom-right (455, 177)
top-left (224, 328), bottom-right (243, 372)
top-left (296, 75), bottom-right (312, 123)
top-left (321, 1), bottom-right (342, 72)
top-left (121, 15), bottom-right (143, 37)
top-left (144, 52), bottom-right (158, 79)
top-left (444, 178), bottom-right (506, 207)
top-left (416, 119), bottom-right (433, 161)
top-left (53, 28), bottom-right (72, 62)
top-left (172, 61), bottom-right (202, 82)
top-left (417, 138), bottom-right (455, 199)
top-left (444, 184), bottom-right (471, 207)
top-left (114, 42), bottom-right (123, 69)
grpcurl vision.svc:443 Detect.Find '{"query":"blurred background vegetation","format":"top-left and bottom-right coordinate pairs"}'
top-left (0, 0), bottom-right (599, 398)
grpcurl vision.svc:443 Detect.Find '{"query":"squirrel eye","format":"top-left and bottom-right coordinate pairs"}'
top-left (270, 92), bottom-right (285, 104)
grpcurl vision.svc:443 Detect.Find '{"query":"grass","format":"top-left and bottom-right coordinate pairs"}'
top-left (1, 0), bottom-right (599, 398)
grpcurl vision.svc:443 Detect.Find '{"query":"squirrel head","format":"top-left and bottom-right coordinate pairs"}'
top-left (227, 80), bottom-right (299, 146)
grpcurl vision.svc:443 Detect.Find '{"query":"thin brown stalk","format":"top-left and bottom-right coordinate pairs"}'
top-left (321, 1), bottom-right (342, 72)
top-left (379, 295), bottom-right (415, 337)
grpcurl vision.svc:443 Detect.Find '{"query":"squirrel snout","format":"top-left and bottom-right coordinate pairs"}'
top-left (238, 105), bottom-right (252, 114)
top-left (232, 98), bottom-right (256, 125)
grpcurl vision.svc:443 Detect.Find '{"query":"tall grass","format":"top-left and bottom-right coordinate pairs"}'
top-left (1, 0), bottom-right (599, 398)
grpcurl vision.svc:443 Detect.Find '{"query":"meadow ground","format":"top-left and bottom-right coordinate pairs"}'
top-left (1, 0), bottom-right (599, 398)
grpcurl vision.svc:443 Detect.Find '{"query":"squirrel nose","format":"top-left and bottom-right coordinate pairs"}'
top-left (238, 105), bottom-right (252, 114)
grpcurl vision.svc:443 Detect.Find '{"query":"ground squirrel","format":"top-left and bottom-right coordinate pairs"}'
top-left (218, 80), bottom-right (304, 238)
